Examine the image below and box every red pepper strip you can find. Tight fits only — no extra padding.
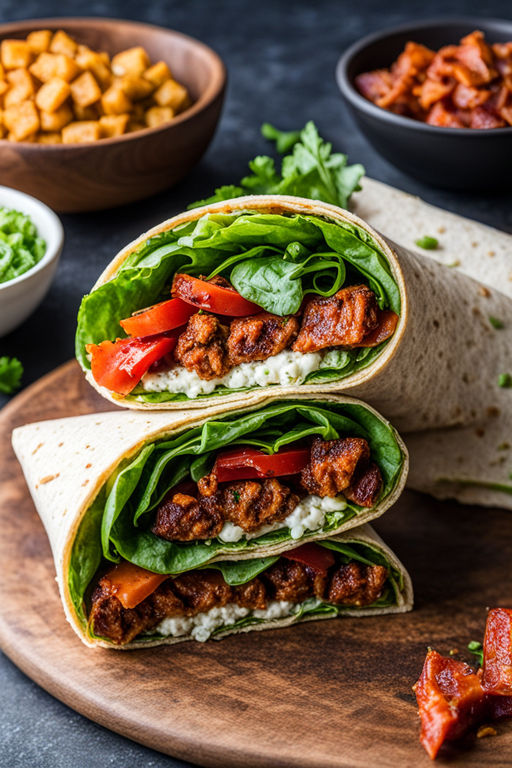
[86,334,176,395]
[214,447,310,483]
[172,273,260,316]
[358,310,399,347]
[120,297,194,337]
[414,649,488,760]
[282,543,335,575]
[482,608,512,695]
[104,561,168,609]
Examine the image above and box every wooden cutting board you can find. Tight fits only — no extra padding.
[1,360,511,768]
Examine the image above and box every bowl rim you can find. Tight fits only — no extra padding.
[336,15,512,137]
[0,184,63,291]
[0,16,227,150]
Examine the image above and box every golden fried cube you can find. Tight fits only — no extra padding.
[37,131,62,144]
[26,30,52,54]
[8,130,36,142]
[70,71,101,108]
[61,120,101,143]
[1,40,33,69]
[99,113,129,137]
[30,52,80,83]
[99,51,110,66]
[40,103,73,131]
[0,80,8,98]
[126,120,146,132]
[153,79,189,111]
[111,46,149,77]
[75,46,111,88]
[145,105,175,128]
[4,100,39,140]
[116,74,153,101]
[4,68,34,107]
[143,61,171,87]
[35,76,70,112]
[101,85,132,115]
[49,30,77,58]
[73,103,99,121]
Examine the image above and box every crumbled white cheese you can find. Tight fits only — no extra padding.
[141,349,323,397]
[155,600,296,642]
[218,494,348,543]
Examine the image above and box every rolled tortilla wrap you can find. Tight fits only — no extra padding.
[353,179,512,508]
[76,195,511,440]
[12,394,409,648]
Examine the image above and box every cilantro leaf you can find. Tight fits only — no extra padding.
[467,640,484,667]
[0,356,23,394]
[188,121,364,210]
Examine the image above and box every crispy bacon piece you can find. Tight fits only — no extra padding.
[414,650,488,760]
[357,29,512,130]
[174,312,229,380]
[300,436,371,498]
[227,312,299,366]
[482,608,512,696]
[292,284,379,354]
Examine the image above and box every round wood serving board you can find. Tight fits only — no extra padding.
[1,361,511,768]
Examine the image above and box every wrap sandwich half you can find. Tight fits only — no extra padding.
[12,394,409,648]
[76,195,512,438]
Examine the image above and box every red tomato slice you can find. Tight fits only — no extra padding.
[282,543,335,574]
[86,334,176,396]
[119,298,194,337]
[214,447,309,483]
[104,560,168,609]
[172,274,260,316]
[358,310,399,348]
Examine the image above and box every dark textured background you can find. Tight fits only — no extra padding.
[1,1,511,765]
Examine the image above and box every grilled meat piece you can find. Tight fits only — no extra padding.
[326,563,388,606]
[263,559,326,602]
[292,284,379,353]
[300,437,371,498]
[222,478,299,532]
[89,578,184,645]
[174,312,229,379]
[171,570,233,614]
[227,312,299,366]
[344,462,383,507]
[233,578,268,610]
[152,492,224,541]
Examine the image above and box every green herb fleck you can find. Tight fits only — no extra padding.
[0,356,23,394]
[498,373,512,388]
[231,490,240,503]
[415,235,438,250]
[489,316,504,329]
[467,640,484,667]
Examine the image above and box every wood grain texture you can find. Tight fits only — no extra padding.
[0,18,226,212]
[1,360,511,768]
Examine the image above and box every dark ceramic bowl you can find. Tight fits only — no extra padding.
[336,18,512,190]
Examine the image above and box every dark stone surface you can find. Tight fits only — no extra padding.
[0,0,511,765]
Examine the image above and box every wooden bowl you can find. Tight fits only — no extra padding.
[0,17,226,212]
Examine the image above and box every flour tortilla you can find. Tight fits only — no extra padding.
[12,393,409,648]
[353,178,512,509]
[80,195,511,439]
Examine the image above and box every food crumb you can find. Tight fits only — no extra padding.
[437,226,446,234]
[479,286,491,297]
[449,648,459,655]
[477,725,497,739]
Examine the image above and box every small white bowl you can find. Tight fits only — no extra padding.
[0,185,63,337]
